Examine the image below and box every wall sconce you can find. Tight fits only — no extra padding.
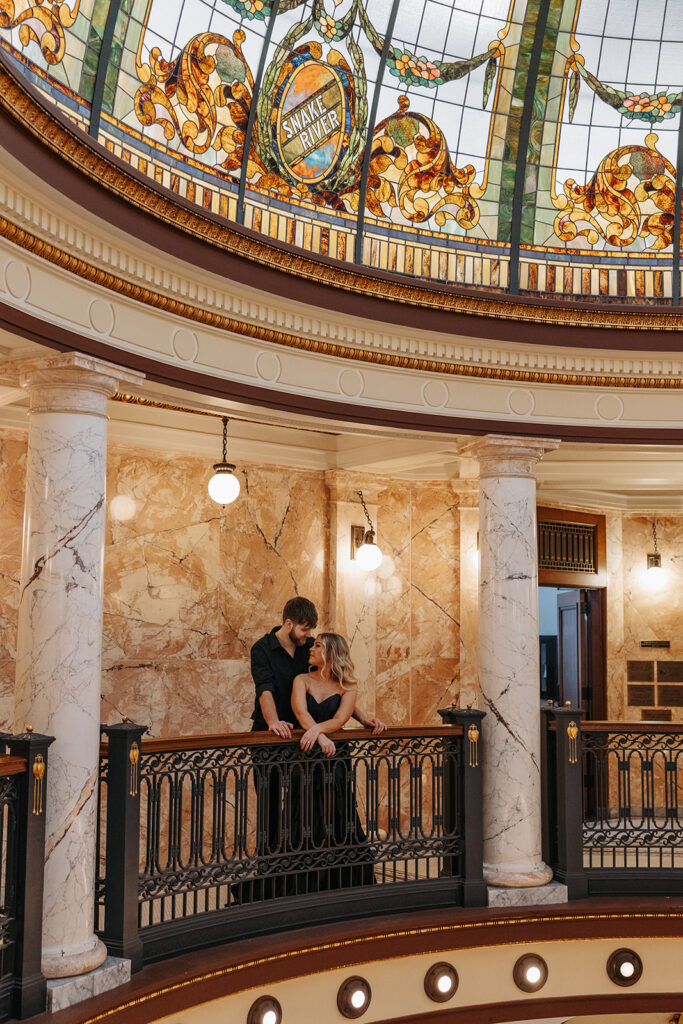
[208,416,240,506]
[351,491,383,571]
[647,521,662,572]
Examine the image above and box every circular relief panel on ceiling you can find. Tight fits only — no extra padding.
[88,298,115,336]
[3,260,31,301]
[594,394,624,421]
[422,380,449,409]
[171,328,199,363]
[338,368,364,398]
[506,388,535,417]
[255,351,282,383]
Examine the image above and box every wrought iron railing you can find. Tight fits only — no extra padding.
[97,710,485,969]
[0,731,54,1021]
[542,710,683,898]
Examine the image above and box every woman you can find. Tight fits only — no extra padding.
[291,633,374,889]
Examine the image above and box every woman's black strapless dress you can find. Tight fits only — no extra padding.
[299,691,374,890]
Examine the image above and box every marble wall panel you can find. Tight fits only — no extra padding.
[104,449,224,665]
[218,465,328,661]
[409,483,459,660]
[620,514,683,724]
[0,432,26,731]
[605,512,626,722]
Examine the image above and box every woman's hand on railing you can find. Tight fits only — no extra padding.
[367,717,387,735]
[300,725,322,752]
[317,734,336,757]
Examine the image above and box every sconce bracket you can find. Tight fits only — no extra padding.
[647,553,662,569]
[350,525,366,560]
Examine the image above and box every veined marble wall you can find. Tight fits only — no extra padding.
[614,514,683,723]
[0,430,461,736]
[375,480,460,726]
[3,424,682,734]
[0,431,25,730]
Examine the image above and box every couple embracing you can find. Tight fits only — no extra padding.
[249,596,385,894]
[250,595,386,745]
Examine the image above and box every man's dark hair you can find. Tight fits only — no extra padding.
[282,597,318,628]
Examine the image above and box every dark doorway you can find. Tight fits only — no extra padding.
[539,587,606,720]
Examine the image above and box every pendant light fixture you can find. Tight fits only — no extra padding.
[647,520,662,571]
[645,520,664,584]
[354,490,383,571]
[208,416,240,505]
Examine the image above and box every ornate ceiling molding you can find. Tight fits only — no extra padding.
[1,211,682,390]
[3,54,683,344]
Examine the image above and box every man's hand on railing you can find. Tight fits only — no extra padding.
[268,720,294,739]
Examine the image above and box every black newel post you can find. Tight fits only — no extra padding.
[541,706,587,899]
[438,707,487,907]
[100,722,147,973]
[3,729,55,1020]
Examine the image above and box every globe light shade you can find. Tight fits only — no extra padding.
[355,539,383,572]
[208,465,240,505]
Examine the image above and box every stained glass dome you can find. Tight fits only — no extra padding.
[2,0,682,307]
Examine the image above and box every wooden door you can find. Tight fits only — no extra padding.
[557,589,606,720]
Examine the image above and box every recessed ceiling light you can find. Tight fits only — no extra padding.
[424,962,459,1003]
[607,948,643,987]
[337,977,372,1019]
[513,953,548,992]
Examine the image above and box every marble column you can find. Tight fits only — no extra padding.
[4,352,144,978]
[325,472,379,717]
[466,435,560,887]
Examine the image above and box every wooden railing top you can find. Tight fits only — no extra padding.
[0,755,27,777]
[100,724,463,755]
[583,721,683,734]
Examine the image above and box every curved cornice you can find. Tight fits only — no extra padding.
[2,55,683,352]
[41,901,683,1024]
[2,214,683,392]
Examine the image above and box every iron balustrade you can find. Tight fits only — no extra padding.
[97,710,485,968]
[0,731,54,1021]
[542,709,683,898]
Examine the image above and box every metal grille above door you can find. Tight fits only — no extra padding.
[538,520,596,573]
[536,507,606,588]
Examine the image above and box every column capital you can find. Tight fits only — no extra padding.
[460,434,560,479]
[0,351,144,417]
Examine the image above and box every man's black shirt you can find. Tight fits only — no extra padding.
[250,627,313,730]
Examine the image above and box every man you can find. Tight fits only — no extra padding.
[248,597,385,897]
[251,596,386,737]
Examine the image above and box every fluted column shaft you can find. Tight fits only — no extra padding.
[467,435,559,887]
[8,353,143,978]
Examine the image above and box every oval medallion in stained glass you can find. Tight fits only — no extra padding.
[274,54,351,185]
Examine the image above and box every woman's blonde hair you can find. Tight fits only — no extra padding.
[317,633,358,690]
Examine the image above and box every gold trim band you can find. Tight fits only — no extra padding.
[1,216,682,390]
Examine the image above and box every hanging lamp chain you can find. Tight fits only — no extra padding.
[357,490,374,532]
[652,520,658,555]
[222,417,228,463]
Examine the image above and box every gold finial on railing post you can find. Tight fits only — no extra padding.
[567,721,579,764]
[25,725,33,733]
[32,754,45,815]
[129,741,140,796]
[467,723,480,767]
